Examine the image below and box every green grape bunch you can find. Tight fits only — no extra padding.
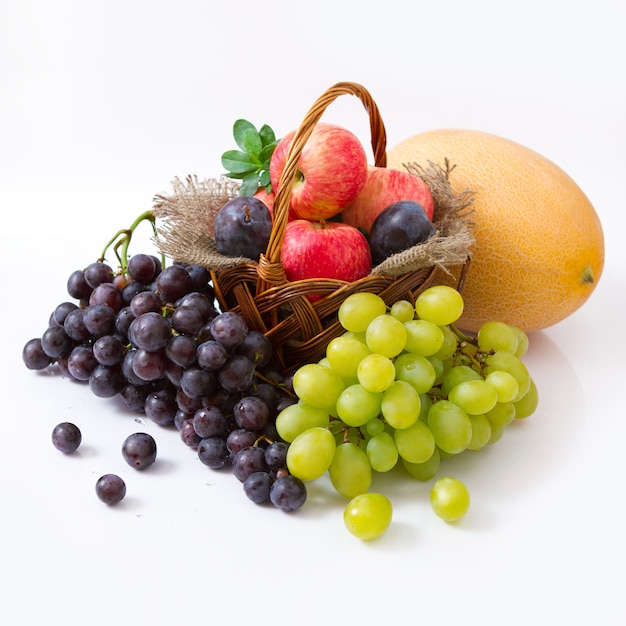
[275,285,539,540]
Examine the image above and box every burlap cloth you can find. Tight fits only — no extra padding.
[152,160,475,278]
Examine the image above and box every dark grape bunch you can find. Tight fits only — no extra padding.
[22,250,305,512]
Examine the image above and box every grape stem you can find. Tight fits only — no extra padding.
[98,210,164,275]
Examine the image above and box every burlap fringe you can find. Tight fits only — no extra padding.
[152,160,476,277]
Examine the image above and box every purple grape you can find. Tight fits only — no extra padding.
[63,308,91,341]
[270,475,307,512]
[144,388,177,426]
[95,474,126,505]
[192,405,228,439]
[180,366,217,399]
[217,355,255,393]
[171,305,204,336]
[197,437,230,469]
[83,303,117,337]
[41,325,73,358]
[89,283,124,311]
[83,261,114,288]
[67,344,99,381]
[89,364,126,397]
[232,446,268,482]
[53,302,79,326]
[264,441,288,471]
[226,428,257,455]
[236,330,273,367]
[131,348,167,382]
[121,432,157,470]
[128,253,161,284]
[166,335,197,368]
[196,340,227,371]
[130,290,162,317]
[155,264,193,303]
[129,312,171,352]
[179,419,202,449]
[120,383,151,413]
[93,334,125,366]
[210,311,248,349]
[243,471,273,504]
[22,338,52,370]
[121,280,147,305]
[233,396,269,431]
[175,388,203,414]
[67,269,93,300]
[51,422,82,454]
[115,306,135,338]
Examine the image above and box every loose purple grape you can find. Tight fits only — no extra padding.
[270,475,307,512]
[121,432,157,470]
[51,422,82,454]
[95,474,126,505]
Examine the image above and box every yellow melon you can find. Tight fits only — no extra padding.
[386,129,605,333]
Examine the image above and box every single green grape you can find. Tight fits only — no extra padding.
[427,399,472,454]
[335,384,383,427]
[394,352,436,394]
[338,292,387,332]
[403,319,445,356]
[485,401,516,426]
[325,335,372,380]
[467,414,492,451]
[427,356,444,382]
[441,365,482,395]
[402,447,440,481]
[381,380,421,429]
[363,416,385,437]
[430,477,470,522]
[514,378,539,418]
[415,285,464,326]
[357,353,396,393]
[488,420,505,444]
[344,493,393,541]
[510,325,529,357]
[365,314,407,358]
[485,370,519,403]
[448,379,498,415]
[433,324,459,361]
[286,427,336,481]
[485,351,531,401]
[366,431,399,472]
[394,419,436,464]
[329,442,372,498]
[292,363,345,410]
[419,393,433,421]
[390,299,415,323]
[275,402,330,442]
[477,320,519,354]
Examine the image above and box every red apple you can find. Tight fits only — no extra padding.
[269,123,368,221]
[281,219,372,297]
[341,166,435,233]
[253,187,276,220]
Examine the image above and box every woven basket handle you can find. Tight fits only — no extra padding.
[257,81,387,286]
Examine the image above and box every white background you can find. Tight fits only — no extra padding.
[2,1,625,624]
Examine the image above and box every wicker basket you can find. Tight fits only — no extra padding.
[203,81,469,372]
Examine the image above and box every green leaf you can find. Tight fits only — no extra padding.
[221,149,259,174]
[241,127,263,156]
[259,124,276,146]
[259,170,271,190]
[233,119,257,151]
[259,143,276,169]
[240,172,260,197]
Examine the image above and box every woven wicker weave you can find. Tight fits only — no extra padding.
[209,81,467,371]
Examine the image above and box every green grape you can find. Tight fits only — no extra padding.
[415,285,464,326]
[357,353,396,393]
[427,399,472,454]
[338,292,387,332]
[364,416,385,437]
[477,320,519,354]
[275,403,330,442]
[381,381,421,429]
[402,447,440,481]
[325,336,372,380]
[514,378,539,418]
[488,420,505,444]
[343,493,393,541]
[403,319,445,356]
[433,324,459,361]
[467,414,492,451]
[485,351,531,401]
[485,370,519,403]
[394,353,436,394]
[390,299,415,323]
[292,363,345,410]
[286,427,336,481]
[430,477,470,522]
[329,442,372,498]
[448,379,498,415]
[341,330,368,344]
[510,325,529,357]
[485,401,516,426]
[419,393,433,421]
[441,364,482,395]
[366,431,399,472]
[427,356,444,382]
[335,384,383,427]
[394,419,435,464]
[365,314,407,358]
